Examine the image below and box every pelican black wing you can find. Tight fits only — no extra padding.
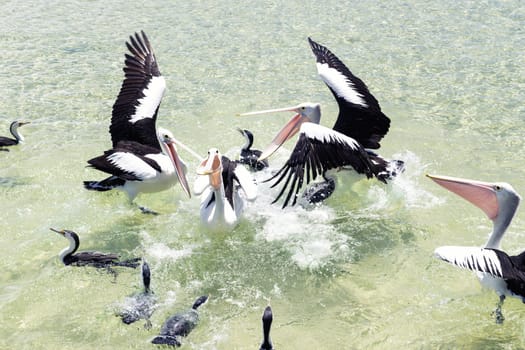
[308,37,390,149]
[110,31,165,149]
[266,123,374,208]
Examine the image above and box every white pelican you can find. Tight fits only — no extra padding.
[83,31,192,214]
[50,228,140,268]
[240,38,404,208]
[0,121,30,151]
[428,174,524,324]
[194,148,257,231]
[237,128,269,171]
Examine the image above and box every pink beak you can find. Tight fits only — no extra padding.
[427,174,499,220]
[239,106,310,161]
[196,152,222,190]
[165,142,191,198]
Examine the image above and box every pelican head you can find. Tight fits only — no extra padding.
[427,174,521,248]
[196,148,223,190]
[156,127,191,198]
[239,102,321,160]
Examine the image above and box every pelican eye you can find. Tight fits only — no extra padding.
[494,185,501,191]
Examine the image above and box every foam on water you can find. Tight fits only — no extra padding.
[240,147,442,270]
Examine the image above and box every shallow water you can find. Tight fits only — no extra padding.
[1,0,525,349]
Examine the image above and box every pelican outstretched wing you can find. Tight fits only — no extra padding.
[110,31,166,149]
[308,37,390,149]
[435,246,525,281]
[266,123,375,208]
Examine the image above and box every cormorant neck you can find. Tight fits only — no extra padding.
[260,307,273,350]
[242,134,253,151]
[59,234,79,263]
[10,123,23,143]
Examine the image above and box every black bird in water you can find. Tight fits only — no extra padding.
[0,121,30,151]
[259,306,274,350]
[237,128,269,171]
[117,260,158,328]
[151,295,208,346]
[50,228,140,269]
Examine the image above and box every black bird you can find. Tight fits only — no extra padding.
[50,228,140,268]
[240,38,404,208]
[260,306,274,350]
[0,121,30,151]
[237,128,269,171]
[151,295,208,346]
[117,260,157,328]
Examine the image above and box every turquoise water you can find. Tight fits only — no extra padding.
[1,1,524,349]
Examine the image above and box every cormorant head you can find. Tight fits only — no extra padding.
[142,260,151,293]
[192,295,209,310]
[237,128,254,150]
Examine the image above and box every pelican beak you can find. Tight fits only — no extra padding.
[427,174,499,220]
[164,140,191,198]
[196,151,222,189]
[50,228,65,236]
[239,105,309,161]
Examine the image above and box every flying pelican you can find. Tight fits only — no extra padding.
[151,295,208,346]
[194,148,257,231]
[240,38,404,208]
[83,31,193,214]
[50,228,140,269]
[427,174,524,324]
[237,128,269,171]
[259,306,274,350]
[0,121,30,151]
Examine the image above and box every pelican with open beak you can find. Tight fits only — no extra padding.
[238,38,404,208]
[239,103,320,161]
[194,148,257,231]
[428,174,524,324]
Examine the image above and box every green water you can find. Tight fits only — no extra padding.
[1,1,524,349]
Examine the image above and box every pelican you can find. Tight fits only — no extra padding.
[260,306,274,350]
[194,148,257,231]
[51,228,140,268]
[427,174,524,324]
[237,128,269,171]
[83,31,193,214]
[240,38,404,208]
[0,121,30,151]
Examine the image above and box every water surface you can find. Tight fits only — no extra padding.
[1,1,524,349]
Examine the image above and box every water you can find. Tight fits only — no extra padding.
[1,0,524,348]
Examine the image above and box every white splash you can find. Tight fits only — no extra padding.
[366,150,445,211]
